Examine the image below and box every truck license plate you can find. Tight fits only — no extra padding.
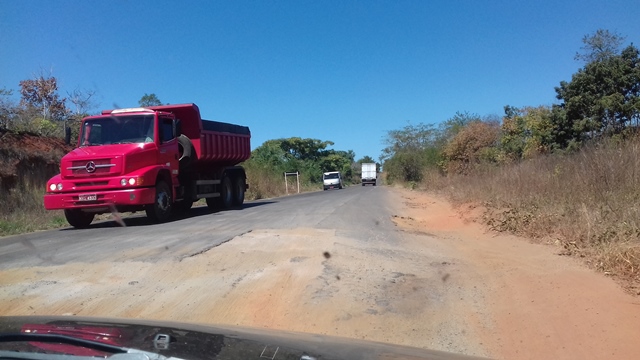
[78,194,97,201]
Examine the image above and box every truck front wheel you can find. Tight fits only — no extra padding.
[64,209,95,229]
[146,180,173,223]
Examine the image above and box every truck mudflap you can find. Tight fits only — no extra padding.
[44,187,156,211]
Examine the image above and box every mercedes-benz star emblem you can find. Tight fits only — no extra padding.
[85,161,96,173]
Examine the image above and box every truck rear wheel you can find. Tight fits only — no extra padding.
[233,176,245,206]
[64,209,95,229]
[146,180,173,223]
[219,176,233,209]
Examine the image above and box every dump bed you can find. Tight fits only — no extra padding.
[103,104,251,167]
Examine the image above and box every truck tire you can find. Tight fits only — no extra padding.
[219,176,233,209]
[64,209,95,229]
[177,135,194,171]
[233,176,245,206]
[146,180,173,223]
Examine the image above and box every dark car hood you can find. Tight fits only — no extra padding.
[0,316,489,360]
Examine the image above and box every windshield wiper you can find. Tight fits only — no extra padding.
[0,333,184,360]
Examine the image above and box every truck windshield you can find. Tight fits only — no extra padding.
[80,115,155,146]
[324,173,340,179]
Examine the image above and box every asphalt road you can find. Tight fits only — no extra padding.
[3,185,640,360]
[2,184,492,357]
[0,185,395,269]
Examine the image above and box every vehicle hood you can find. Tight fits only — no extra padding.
[0,316,489,360]
[64,143,155,160]
[60,144,156,179]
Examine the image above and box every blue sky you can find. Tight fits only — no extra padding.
[1,1,639,161]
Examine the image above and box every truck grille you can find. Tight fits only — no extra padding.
[67,159,115,176]
[74,181,109,187]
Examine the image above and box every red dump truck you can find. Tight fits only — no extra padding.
[44,103,251,228]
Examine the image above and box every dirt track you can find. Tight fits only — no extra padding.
[1,187,640,359]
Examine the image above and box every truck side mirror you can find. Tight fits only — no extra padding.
[174,119,182,138]
[65,126,71,145]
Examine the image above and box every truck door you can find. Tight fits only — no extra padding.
[158,116,180,185]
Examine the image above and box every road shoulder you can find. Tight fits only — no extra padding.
[390,187,640,360]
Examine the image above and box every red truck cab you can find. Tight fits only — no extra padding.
[44,104,250,228]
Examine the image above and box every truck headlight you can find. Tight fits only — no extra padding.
[49,183,63,191]
[121,177,144,186]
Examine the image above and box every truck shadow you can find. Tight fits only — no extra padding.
[62,201,277,229]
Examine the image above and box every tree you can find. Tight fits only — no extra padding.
[556,43,640,140]
[500,105,557,160]
[279,137,334,162]
[16,74,70,136]
[575,29,626,63]
[439,111,481,143]
[382,123,440,182]
[442,121,500,174]
[319,153,352,176]
[0,88,16,129]
[67,88,97,117]
[139,93,162,107]
[247,137,355,184]
[19,74,68,121]
[357,155,376,164]
[66,88,97,143]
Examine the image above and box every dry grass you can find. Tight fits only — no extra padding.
[0,173,68,236]
[420,136,640,292]
[243,163,320,200]
[0,133,70,236]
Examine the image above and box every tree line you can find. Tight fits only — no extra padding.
[0,68,169,138]
[0,76,369,186]
[382,29,640,183]
[0,74,95,139]
[247,137,376,185]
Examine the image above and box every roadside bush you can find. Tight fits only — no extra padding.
[422,135,640,289]
[442,121,500,174]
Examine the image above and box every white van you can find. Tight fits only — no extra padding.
[323,171,343,190]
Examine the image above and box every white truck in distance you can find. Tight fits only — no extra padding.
[361,163,377,186]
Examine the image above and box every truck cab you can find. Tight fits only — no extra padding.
[322,171,343,190]
[44,104,250,228]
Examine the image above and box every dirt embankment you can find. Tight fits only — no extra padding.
[1,188,640,359]
[0,129,71,192]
